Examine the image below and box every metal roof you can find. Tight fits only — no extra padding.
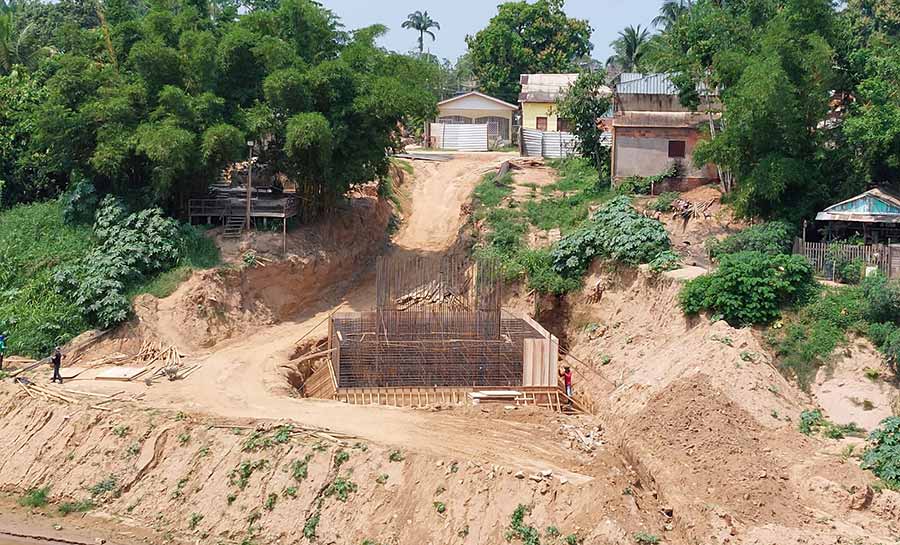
[615,72,715,96]
[437,91,519,111]
[816,188,900,223]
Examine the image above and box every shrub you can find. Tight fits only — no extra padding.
[861,417,900,487]
[433,501,446,514]
[58,499,94,515]
[303,512,320,539]
[55,197,182,328]
[291,454,313,481]
[506,504,540,545]
[552,196,670,277]
[19,486,50,508]
[633,533,660,545]
[867,322,896,347]
[679,251,815,326]
[880,329,900,375]
[617,176,652,195]
[89,475,119,497]
[324,476,357,502]
[649,191,680,212]
[706,222,794,260]
[862,273,900,323]
[648,250,681,273]
[388,449,404,462]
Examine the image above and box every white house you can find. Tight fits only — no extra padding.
[432,91,519,145]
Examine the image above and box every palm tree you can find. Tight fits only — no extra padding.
[606,25,651,72]
[652,0,693,30]
[401,10,440,54]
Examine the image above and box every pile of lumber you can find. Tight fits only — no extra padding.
[468,390,523,404]
[14,378,130,411]
[671,198,716,220]
[394,280,469,310]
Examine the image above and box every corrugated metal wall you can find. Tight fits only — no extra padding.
[430,123,489,151]
[521,128,578,158]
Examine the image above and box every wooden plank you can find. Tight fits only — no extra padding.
[95,367,147,381]
[58,367,89,379]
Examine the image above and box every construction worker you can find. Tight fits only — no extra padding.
[562,366,573,398]
[50,347,63,384]
[0,332,6,370]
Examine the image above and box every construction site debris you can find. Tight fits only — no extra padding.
[560,423,603,452]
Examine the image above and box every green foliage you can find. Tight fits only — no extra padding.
[112,425,130,438]
[55,197,181,328]
[58,499,94,515]
[264,492,278,511]
[388,449,404,462]
[0,0,437,217]
[19,486,50,508]
[229,460,269,490]
[545,526,560,538]
[474,173,514,208]
[552,196,671,277]
[433,501,446,514]
[303,512,320,539]
[799,408,865,438]
[564,534,581,545]
[188,512,204,530]
[861,417,900,488]
[242,425,294,451]
[466,0,592,103]
[0,200,92,356]
[648,250,681,273]
[649,192,680,212]
[324,475,357,502]
[633,533,660,545]
[88,474,118,497]
[375,473,389,485]
[679,251,815,326]
[506,504,540,545]
[555,71,612,174]
[291,454,313,481]
[707,222,794,260]
[282,486,298,498]
[617,166,677,196]
[333,449,350,468]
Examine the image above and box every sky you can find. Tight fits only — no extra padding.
[318,0,665,64]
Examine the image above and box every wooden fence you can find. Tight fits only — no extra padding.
[793,238,899,278]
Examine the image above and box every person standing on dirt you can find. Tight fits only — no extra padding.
[50,347,63,384]
[0,332,6,370]
[562,366,573,398]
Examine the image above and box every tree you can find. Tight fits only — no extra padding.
[466,0,592,103]
[0,0,437,213]
[401,10,439,54]
[606,25,651,72]
[555,71,611,178]
[653,0,692,30]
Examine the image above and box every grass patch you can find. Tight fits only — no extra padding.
[58,499,94,515]
[799,409,865,438]
[0,201,219,357]
[19,486,50,508]
[473,172,514,209]
[88,475,118,497]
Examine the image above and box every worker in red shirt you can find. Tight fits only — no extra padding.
[562,366,573,398]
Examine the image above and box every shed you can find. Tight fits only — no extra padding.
[435,91,519,144]
[815,188,900,243]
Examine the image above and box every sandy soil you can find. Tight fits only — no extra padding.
[7,157,900,545]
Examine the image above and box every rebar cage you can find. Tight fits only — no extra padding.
[331,257,543,388]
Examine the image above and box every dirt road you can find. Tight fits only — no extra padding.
[139,152,592,480]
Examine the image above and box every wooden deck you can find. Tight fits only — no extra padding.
[188,195,299,220]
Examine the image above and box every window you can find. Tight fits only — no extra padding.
[536,116,548,131]
[557,118,570,132]
[668,140,686,158]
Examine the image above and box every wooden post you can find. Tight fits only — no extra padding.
[283,216,287,256]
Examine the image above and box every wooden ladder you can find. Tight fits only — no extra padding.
[223,216,245,239]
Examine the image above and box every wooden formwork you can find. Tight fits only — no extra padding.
[331,385,576,412]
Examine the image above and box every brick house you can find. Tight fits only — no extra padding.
[610,73,720,192]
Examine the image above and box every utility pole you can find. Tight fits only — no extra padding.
[246,140,254,229]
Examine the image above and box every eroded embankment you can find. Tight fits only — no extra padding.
[555,265,900,544]
[0,391,671,545]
